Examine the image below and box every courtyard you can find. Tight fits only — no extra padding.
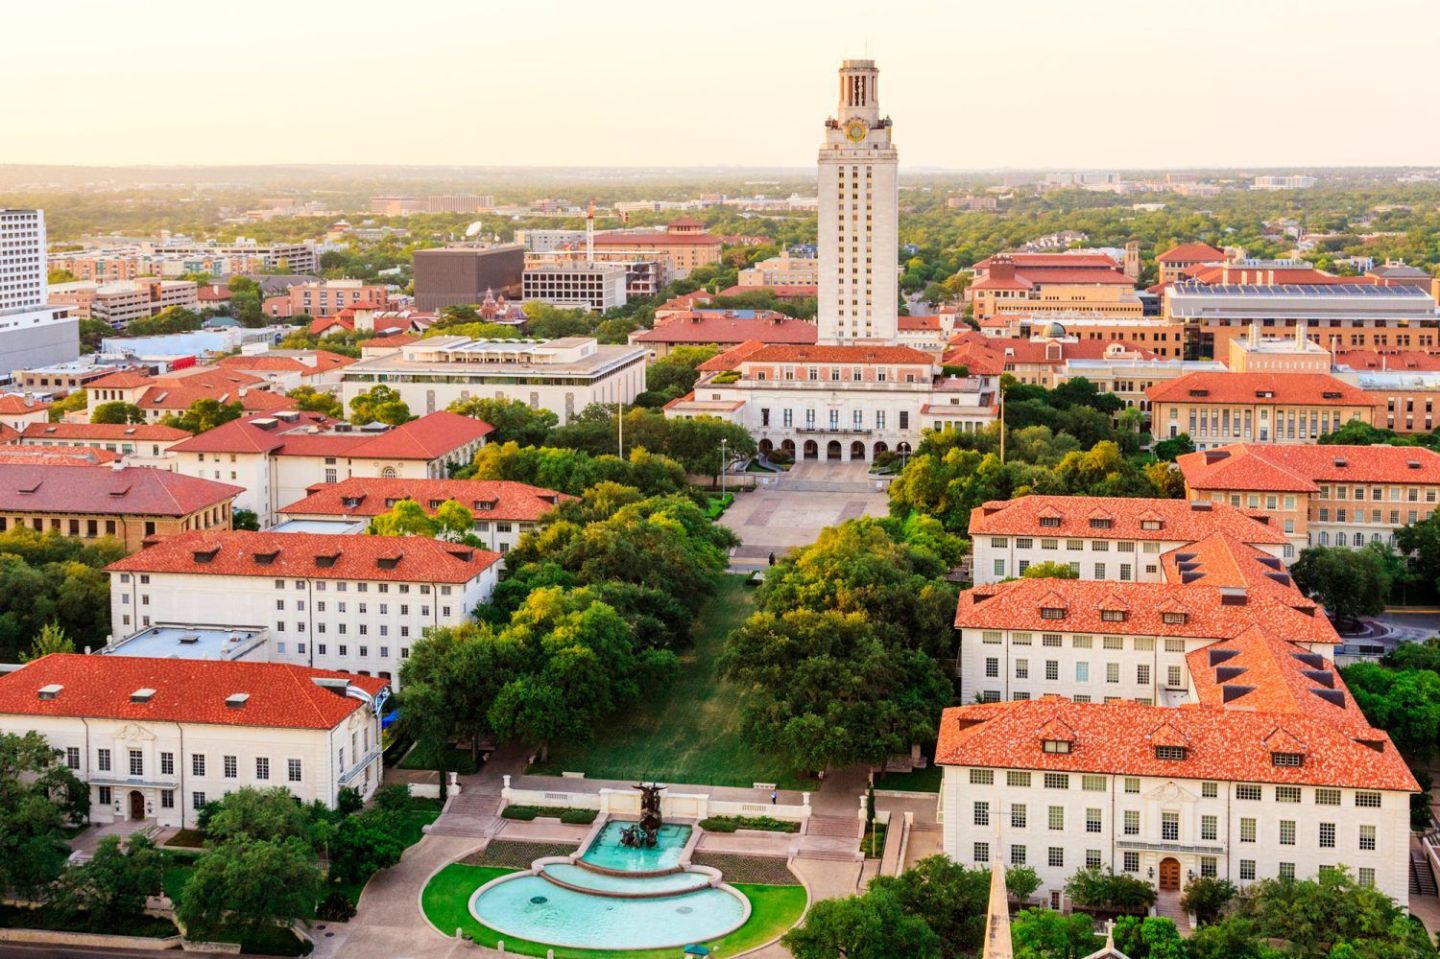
[721,461,892,570]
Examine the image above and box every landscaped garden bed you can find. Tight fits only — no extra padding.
[461,841,577,869]
[698,814,800,833]
[689,854,799,885]
[0,903,177,938]
[499,805,597,824]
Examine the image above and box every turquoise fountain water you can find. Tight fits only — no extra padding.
[469,819,750,951]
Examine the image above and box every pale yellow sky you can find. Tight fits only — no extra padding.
[6,0,1438,169]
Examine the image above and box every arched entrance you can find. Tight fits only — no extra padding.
[802,440,819,460]
[1158,857,1180,891]
[873,441,889,457]
[826,441,842,460]
[758,439,773,454]
[128,790,145,821]
[897,441,913,456]
[850,441,866,460]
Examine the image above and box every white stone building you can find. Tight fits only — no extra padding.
[522,262,628,312]
[0,653,387,828]
[339,337,647,426]
[105,529,500,684]
[969,495,1291,585]
[0,209,79,371]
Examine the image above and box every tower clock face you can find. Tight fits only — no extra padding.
[845,118,868,142]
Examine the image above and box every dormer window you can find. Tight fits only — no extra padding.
[1140,520,1162,531]
[1271,752,1304,768]
[1089,518,1113,530]
[1100,609,1127,622]
[1155,746,1187,761]
[1042,739,1072,754]
[1040,607,1066,620]
[1039,516,1062,528]
[1161,612,1188,626]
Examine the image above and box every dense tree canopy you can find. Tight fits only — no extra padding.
[348,385,413,426]
[447,396,559,447]
[1290,543,1395,626]
[0,528,125,662]
[0,731,90,898]
[161,397,244,434]
[466,442,691,498]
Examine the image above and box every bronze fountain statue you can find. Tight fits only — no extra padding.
[619,782,665,848]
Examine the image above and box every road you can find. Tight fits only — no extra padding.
[0,947,230,959]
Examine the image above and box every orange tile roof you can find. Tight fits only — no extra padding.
[86,372,153,390]
[1332,350,1440,372]
[969,495,1287,545]
[899,314,942,331]
[0,463,240,516]
[217,350,354,376]
[0,654,385,730]
[107,529,499,584]
[1156,242,1225,263]
[343,411,492,459]
[935,698,1416,791]
[1183,264,1347,285]
[21,422,190,442]
[1178,443,1440,491]
[716,284,818,298]
[169,410,489,459]
[0,395,50,414]
[697,340,768,373]
[0,444,122,466]
[593,231,721,247]
[974,253,1122,271]
[279,477,571,522]
[1185,627,1370,728]
[943,332,1155,373]
[739,344,933,365]
[955,576,1334,647]
[631,313,817,346]
[1146,372,1372,407]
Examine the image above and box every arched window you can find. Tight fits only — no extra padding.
[381,467,398,479]
[1318,532,1330,546]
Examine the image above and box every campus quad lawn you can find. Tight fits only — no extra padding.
[421,864,807,959]
[529,575,820,790]
[399,740,480,775]
[874,765,943,793]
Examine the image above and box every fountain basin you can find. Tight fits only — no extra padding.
[578,820,693,874]
[540,862,713,898]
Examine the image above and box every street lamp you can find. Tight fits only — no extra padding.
[719,438,727,495]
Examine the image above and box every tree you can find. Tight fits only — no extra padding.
[231,508,260,531]
[1011,908,1103,959]
[162,398,244,434]
[1143,460,1188,499]
[370,499,439,537]
[1395,512,1440,597]
[399,621,512,763]
[348,385,412,426]
[48,391,88,423]
[1022,561,1078,580]
[1112,916,1187,959]
[202,787,321,848]
[447,396,557,446]
[53,834,168,927]
[90,401,145,425]
[1152,433,1195,462]
[284,385,343,419]
[1063,867,1157,913]
[1228,867,1434,958]
[326,811,407,886]
[1006,865,1043,903]
[646,345,720,398]
[177,838,321,939]
[1340,662,1440,758]
[78,319,114,352]
[1181,876,1237,926]
[20,622,75,662]
[1320,420,1413,447]
[1291,544,1392,627]
[869,856,989,958]
[782,887,941,959]
[0,731,90,898]
[0,528,124,663]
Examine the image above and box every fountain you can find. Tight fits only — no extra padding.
[618,782,664,849]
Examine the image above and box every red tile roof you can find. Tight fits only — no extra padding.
[0,654,385,730]
[1178,443,1440,491]
[0,395,50,414]
[1157,242,1225,263]
[170,411,487,459]
[196,285,232,302]
[954,575,1334,647]
[1183,264,1347,285]
[974,253,1122,271]
[343,411,492,459]
[942,332,1154,374]
[974,268,1134,290]
[1332,350,1440,372]
[935,697,1415,791]
[631,313,817,346]
[280,477,571,522]
[1185,627,1369,728]
[899,315,942,331]
[0,463,240,515]
[167,412,335,455]
[968,495,1287,545]
[0,444,122,466]
[697,340,768,373]
[21,422,191,443]
[108,529,500,583]
[715,284,818,298]
[218,351,354,376]
[593,231,721,247]
[86,372,153,390]
[137,385,290,414]
[1146,372,1372,407]
[739,344,934,365]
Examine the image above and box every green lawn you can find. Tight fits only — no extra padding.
[163,863,194,902]
[421,864,807,959]
[399,740,480,775]
[528,575,820,790]
[874,764,943,793]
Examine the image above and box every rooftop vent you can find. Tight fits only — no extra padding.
[37,683,63,700]
[130,688,156,703]
[1188,501,1213,512]
[225,692,249,709]
[1208,648,1240,666]
[1189,388,1209,397]
[1255,390,1274,399]
[1219,587,1248,606]
[314,551,341,569]
[1222,685,1254,703]
[376,554,401,570]
[1302,669,1335,689]
[253,550,280,565]
[1322,391,1343,399]
[192,547,221,564]
[1311,688,1346,708]
[1409,460,1422,469]
[179,633,200,645]
[1333,457,1348,468]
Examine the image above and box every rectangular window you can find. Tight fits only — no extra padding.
[1240,818,1256,843]
[1048,847,1064,868]
[1085,808,1102,834]
[973,801,990,827]
[1279,862,1295,879]
[98,748,111,772]
[970,769,994,785]
[99,786,112,806]
[160,752,174,775]
[1202,782,1218,798]
[223,755,237,779]
[1010,845,1026,866]
[1124,851,1140,873]
[1359,867,1375,888]
[256,757,270,781]
[1123,810,1139,836]
[1276,786,1301,803]
[1240,860,1256,881]
[973,842,990,864]
[1082,775,1106,792]
[1007,771,1031,788]
[1319,822,1335,848]
[1048,806,1065,831]
[1201,815,1217,841]
[1359,824,1376,851]
[1236,784,1262,801]
[1011,804,1027,829]
[1355,792,1382,808]
[1086,849,1102,869]
[65,746,80,770]
[161,789,174,809]
[129,750,143,776]
[288,759,302,782]
[1279,820,1296,846]
[1043,773,1069,790]
[1137,664,1151,685]
[1200,856,1217,878]
[1124,777,1140,794]
[1315,788,1340,806]
[1162,811,1179,841]
[1045,660,1059,681]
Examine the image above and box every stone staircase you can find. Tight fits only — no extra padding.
[427,790,500,838]
[1155,890,1192,937]
[1412,851,1438,896]
[796,814,863,862]
[805,814,862,839]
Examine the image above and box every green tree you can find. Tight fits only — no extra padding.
[1152,433,1195,462]
[202,787,322,848]
[0,731,90,898]
[284,385,343,419]
[78,318,113,352]
[1113,916,1187,959]
[326,811,407,886]
[869,856,990,958]
[369,499,439,537]
[231,508,260,531]
[1022,561,1078,580]
[646,345,720,397]
[1181,876,1237,926]
[20,622,75,662]
[176,838,321,939]
[1063,867,1157,913]
[348,385,412,426]
[782,886,941,959]
[447,396,558,446]
[398,621,512,762]
[1291,544,1392,627]
[90,401,145,425]
[48,392,88,422]
[162,398,244,434]
[1340,662,1440,758]
[1395,513,1440,596]
[1011,908,1103,959]
[53,834,168,928]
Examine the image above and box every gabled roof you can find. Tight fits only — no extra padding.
[968,495,1287,545]
[85,372,153,390]
[1177,443,1440,491]
[21,423,190,442]
[279,477,571,522]
[107,529,500,584]
[739,344,933,365]
[630,313,817,346]
[345,411,492,459]
[1145,372,1371,407]
[0,444,122,466]
[0,463,240,516]
[169,411,487,460]
[1157,242,1225,263]
[0,654,385,730]
[0,395,49,414]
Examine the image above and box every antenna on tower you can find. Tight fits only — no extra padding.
[586,199,596,263]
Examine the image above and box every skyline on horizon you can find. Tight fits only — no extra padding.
[5,0,1440,171]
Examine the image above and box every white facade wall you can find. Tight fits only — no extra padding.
[3,707,380,829]
[174,450,272,523]
[971,535,1289,585]
[108,567,497,685]
[941,765,1409,906]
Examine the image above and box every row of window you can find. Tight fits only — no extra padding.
[72,747,305,783]
[979,632,1188,653]
[966,842,1377,888]
[965,769,1383,806]
[990,537,1163,553]
[990,658,1186,688]
[994,559,1149,580]
[758,408,910,431]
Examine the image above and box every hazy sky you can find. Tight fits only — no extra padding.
[6,0,1439,170]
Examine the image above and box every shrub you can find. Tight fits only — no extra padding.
[1065,867,1157,914]
[767,449,793,465]
[315,892,356,922]
[698,815,801,834]
[500,804,596,824]
[1180,877,1236,926]
[500,805,539,821]
[559,808,598,825]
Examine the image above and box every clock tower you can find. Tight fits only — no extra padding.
[817,59,899,345]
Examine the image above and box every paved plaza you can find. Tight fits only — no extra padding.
[721,462,892,568]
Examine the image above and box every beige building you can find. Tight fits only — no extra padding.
[591,219,723,279]
[263,279,387,319]
[1147,372,1373,449]
[49,279,199,327]
[1155,242,1224,284]
[737,251,818,287]
[1226,321,1332,373]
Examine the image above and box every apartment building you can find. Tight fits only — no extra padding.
[18,422,190,467]
[1147,372,1373,449]
[105,530,500,684]
[0,209,79,370]
[970,496,1291,584]
[1177,443,1440,552]
[0,463,239,551]
[277,477,571,554]
[263,279,388,319]
[338,337,647,426]
[0,654,386,827]
[170,410,493,526]
[521,262,628,312]
[155,241,318,276]
[49,279,198,328]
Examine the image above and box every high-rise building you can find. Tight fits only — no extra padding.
[817,59,898,344]
[0,209,79,372]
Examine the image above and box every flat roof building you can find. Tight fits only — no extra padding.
[413,246,524,312]
[522,261,628,312]
[1,209,79,372]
